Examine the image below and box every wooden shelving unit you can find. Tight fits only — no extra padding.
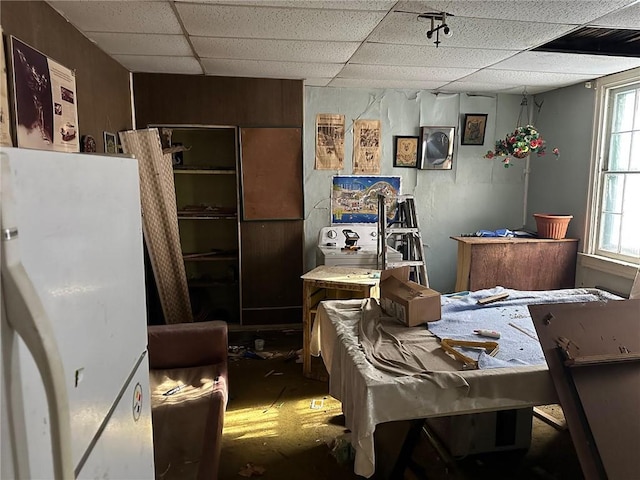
[160,125,242,324]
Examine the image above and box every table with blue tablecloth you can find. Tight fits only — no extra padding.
[310,287,620,478]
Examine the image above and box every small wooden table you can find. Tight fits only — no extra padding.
[451,236,579,292]
[301,265,380,380]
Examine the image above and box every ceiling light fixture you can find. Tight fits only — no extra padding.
[418,11,453,48]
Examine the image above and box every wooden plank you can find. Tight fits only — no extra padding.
[240,220,303,311]
[477,292,509,305]
[450,236,579,245]
[530,299,640,480]
[240,127,303,220]
[451,237,579,291]
[454,241,472,291]
[533,407,567,431]
[564,352,640,367]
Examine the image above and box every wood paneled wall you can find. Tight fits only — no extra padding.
[133,73,304,326]
[133,73,302,128]
[1,1,133,150]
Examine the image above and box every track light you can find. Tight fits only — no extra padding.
[418,11,454,47]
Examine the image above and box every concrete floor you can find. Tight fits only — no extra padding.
[220,331,583,480]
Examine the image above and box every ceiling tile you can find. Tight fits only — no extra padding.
[352,43,519,68]
[175,0,396,10]
[192,37,359,63]
[394,1,636,24]
[339,64,477,82]
[113,55,203,74]
[88,32,192,56]
[462,69,594,88]
[175,3,386,41]
[45,0,640,93]
[492,51,640,75]
[371,12,576,50]
[589,2,640,28]
[48,1,182,34]
[437,81,515,93]
[328,78,447,90]
[500,85,552,94]
[201,58,344,79]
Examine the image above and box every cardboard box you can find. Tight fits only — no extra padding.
[379,267,441,326]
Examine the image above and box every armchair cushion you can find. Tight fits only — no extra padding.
[150,364,227,480]
[148,320,228,373]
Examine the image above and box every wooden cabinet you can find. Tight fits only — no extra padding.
[239,127,304,325]
[134,75,304,328]
[163,126,241,323]
[452,236,579,292]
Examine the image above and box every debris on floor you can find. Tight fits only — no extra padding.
[328,433,355,465]
[531,465,559,479]
[238,463,266,477]
[262,386,287,414]
[228,345,303,362]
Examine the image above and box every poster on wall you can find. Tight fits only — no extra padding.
[315,113,345,170]
[0,28,13,146]
[331,175,401,224]
[10,36,79,152]
[353,119,380,174]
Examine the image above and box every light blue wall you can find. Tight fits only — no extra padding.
[303,87,525,293]
[525,82,597,242]
[529,81,637,295]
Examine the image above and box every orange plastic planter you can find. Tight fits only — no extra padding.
[533,213,573,239]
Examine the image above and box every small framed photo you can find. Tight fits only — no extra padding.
[419,127,455,170]
[461,114,488,146]
[393,135,419,168]
[103,131,117,154]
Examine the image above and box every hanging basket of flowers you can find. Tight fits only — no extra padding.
[484,124,559,168]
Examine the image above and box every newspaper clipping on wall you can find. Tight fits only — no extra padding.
[315,113,345,170]
[10,36,79,152]
[353,119,380,174]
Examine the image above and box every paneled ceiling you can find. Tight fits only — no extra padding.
[48,0,640,94]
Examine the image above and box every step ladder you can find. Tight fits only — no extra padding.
[377,193,429,286]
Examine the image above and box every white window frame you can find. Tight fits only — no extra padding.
[585,67,640,276]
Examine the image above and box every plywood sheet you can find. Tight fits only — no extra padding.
[120,128,193,324]
[240,127,303,220]
[530,299,640,480]
[470,241,577,290]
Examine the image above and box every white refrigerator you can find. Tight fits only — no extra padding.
[0,147,155,479]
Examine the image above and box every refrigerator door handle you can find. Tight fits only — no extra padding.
[1,158,74,480]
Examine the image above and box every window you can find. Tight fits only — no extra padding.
[589,72,640,266]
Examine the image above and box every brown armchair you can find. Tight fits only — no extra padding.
[147,321,228,480]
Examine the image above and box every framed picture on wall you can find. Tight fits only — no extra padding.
[103,131,117,154]
[393,135,419,167]
[461,113,488,145]
[419,127,455,170]
[10,35,79,152]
